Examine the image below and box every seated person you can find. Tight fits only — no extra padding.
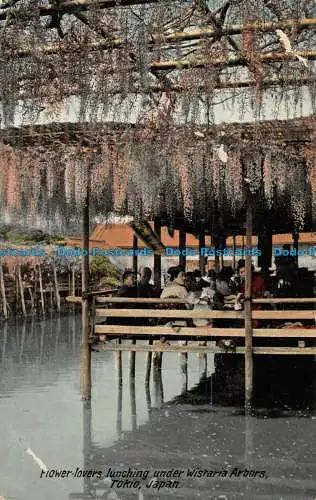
[160,266,188,299]
[117,270,138,298]
[193,269,210,290]
[137,267,159,298]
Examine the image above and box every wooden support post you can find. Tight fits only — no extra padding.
[293,232,299,267]
[154,219,162,289]
[258,229,272,273]
[18,265,26,317]
[133,234,138,275]
[53,262,61,312]
[233,235,236,271]
[0,262,8,319]
[245,192,253,411]
[179,229,186,269]
[199,229,205,275]
[80,174,91,401]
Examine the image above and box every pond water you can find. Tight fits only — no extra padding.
[0,314,315,500]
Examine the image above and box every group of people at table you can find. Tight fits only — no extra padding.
[117,259,266,307]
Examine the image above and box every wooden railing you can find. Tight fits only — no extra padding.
[64,296,316,355]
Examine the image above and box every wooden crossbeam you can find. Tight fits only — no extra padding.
[95,307,316,319]
[94,325,316,337]
[91,343,316,354]
[95,308,243,318]
[71,296,316,304]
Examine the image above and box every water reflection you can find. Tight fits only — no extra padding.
[0,317,315,500]
[71,352,316,500]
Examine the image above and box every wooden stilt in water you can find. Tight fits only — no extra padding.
[80,172,91,401]
[245,191,253,411]
[53,262,61,312]
[130,374,137,431]
[179,229,186,269]
[145,381,152,418]
[116,340,123,439]
[129,339,136,379]
[153,357,163,407]
[180,351,188,394]
[82,400,92,498]
[145,339,153,386]
[154,219,162,290]
[38,264,45,314]
[198,352,207,380]
[0,262,8,319]
[18,265,26,317]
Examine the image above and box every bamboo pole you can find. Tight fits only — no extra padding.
[80,173,91,400]
[179,229,186,269]
[0,262,8,319]
[150,50,316,71]
[244,192,253,411]
[0,0,160,21]
[18,266,26,317]
[154,219,161,290]
[38,265,45,314]
[11,17,316,58]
